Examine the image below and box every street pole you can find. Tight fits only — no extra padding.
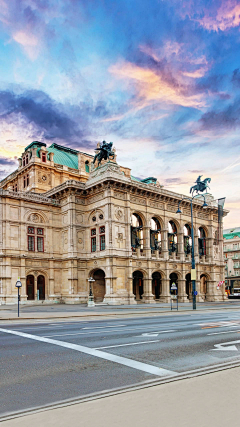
[15,279,22,318]
[177,192,208,311]
[190,201,196,310]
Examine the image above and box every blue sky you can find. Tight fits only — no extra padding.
[0,0,240,227]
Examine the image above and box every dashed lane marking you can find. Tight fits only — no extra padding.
[95,340,161,349]
[0,328,176,377]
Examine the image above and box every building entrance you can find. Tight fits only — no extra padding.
[92,269,106,302]
[152,272,161,299]
[133,271,143,300]
[37,275,45,300]
[186,273,192,299]
[26,275,34,300]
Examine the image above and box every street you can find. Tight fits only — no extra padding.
[1,309,240,418]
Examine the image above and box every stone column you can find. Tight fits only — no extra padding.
[159,272,170,303]
[142,276,155,303]
[178,278,188,302]
[143,226,151,258]
[162,228,169,260]
[194,234,199,263]
[178,232,185,261]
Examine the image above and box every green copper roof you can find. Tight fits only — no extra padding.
[223,227,240,239]
[25,141,46,152]
[47,143,79,169]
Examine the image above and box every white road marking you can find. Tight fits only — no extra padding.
[212,341,240,351]
[208,330,240,336]
[95,340,160,349]
[0,328,175,377]
[82,325,126,329]
[43,327,176,338]
[140,330,175,337]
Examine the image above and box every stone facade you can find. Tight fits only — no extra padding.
[0,141,227,304]
[223,227,240,293]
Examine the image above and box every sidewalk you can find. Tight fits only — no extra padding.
[1,301,240,321]
[2,366,240,427]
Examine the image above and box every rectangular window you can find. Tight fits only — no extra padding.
[91,228,96,252]
[26,174,29,187]
[15,184,18,192]
[37,237,44,252]
[37,228,43,235]
[25,154,29,165]
[42,152,46,162]
[99,226,105,251]
[23,176,26,188]
[100,234,105,251]
[91,236,96,252]
[28,235,35,251]
[28,227,35,234]
[23,157,25,167]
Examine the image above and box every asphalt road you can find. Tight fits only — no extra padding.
[1,310,240,417]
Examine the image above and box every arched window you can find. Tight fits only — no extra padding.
[150,217,161,253]
[168,220,178,254]
[131,214,143,251]
[198,227,206,256]
[183,224,192,255]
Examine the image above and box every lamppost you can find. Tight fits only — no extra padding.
[15,278,22,317]
[176,193,208,310]
[87,277,95,307]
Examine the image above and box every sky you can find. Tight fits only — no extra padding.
[0,0,240,228]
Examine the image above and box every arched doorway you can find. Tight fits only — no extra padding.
[200,274,207,299]
[37,275,45,300]
[152,272,162,299]
[92,269,105,302]
[169,272,178,295]
[133,271,144,300]
[26,275,35,300]
[186,273,192,299]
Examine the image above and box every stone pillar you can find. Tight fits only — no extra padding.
[194,234,199,263]
[178,278,188,302]
[178,232,185,261]
[142,277,155,303]
[143,226,151,258]
[162,228,169,260]
[159,275,170,302]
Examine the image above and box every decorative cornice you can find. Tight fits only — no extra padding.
[0,189,60,206]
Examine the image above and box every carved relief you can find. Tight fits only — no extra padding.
[76,198,85,205]
[115,207,124,220]
[167,204,178,213]
[130,196,146,206]
[88,192,104,204]
[198,212,209,219]
[114,191,126,200]
[77,231,84,249]
[28,213,43,223]
[149,201,163,209]
[76,213,83,224]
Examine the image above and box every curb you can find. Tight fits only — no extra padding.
[1,305,240,321]
[1,360,240,422]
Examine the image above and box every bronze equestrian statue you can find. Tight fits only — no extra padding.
[190,176,211,196]
[93,141,115,167]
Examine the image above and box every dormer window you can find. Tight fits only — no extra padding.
[23,157,25,167]
[42,152,46,162]
[25,154,29,165]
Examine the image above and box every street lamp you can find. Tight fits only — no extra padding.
[176,193,208,310]
[87,277,95,307]
[15,278,22,317]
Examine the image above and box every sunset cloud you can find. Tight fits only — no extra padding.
[110,61,206,109]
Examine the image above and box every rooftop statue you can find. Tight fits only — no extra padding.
[190,175,211,196]
[93,141,115,167]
